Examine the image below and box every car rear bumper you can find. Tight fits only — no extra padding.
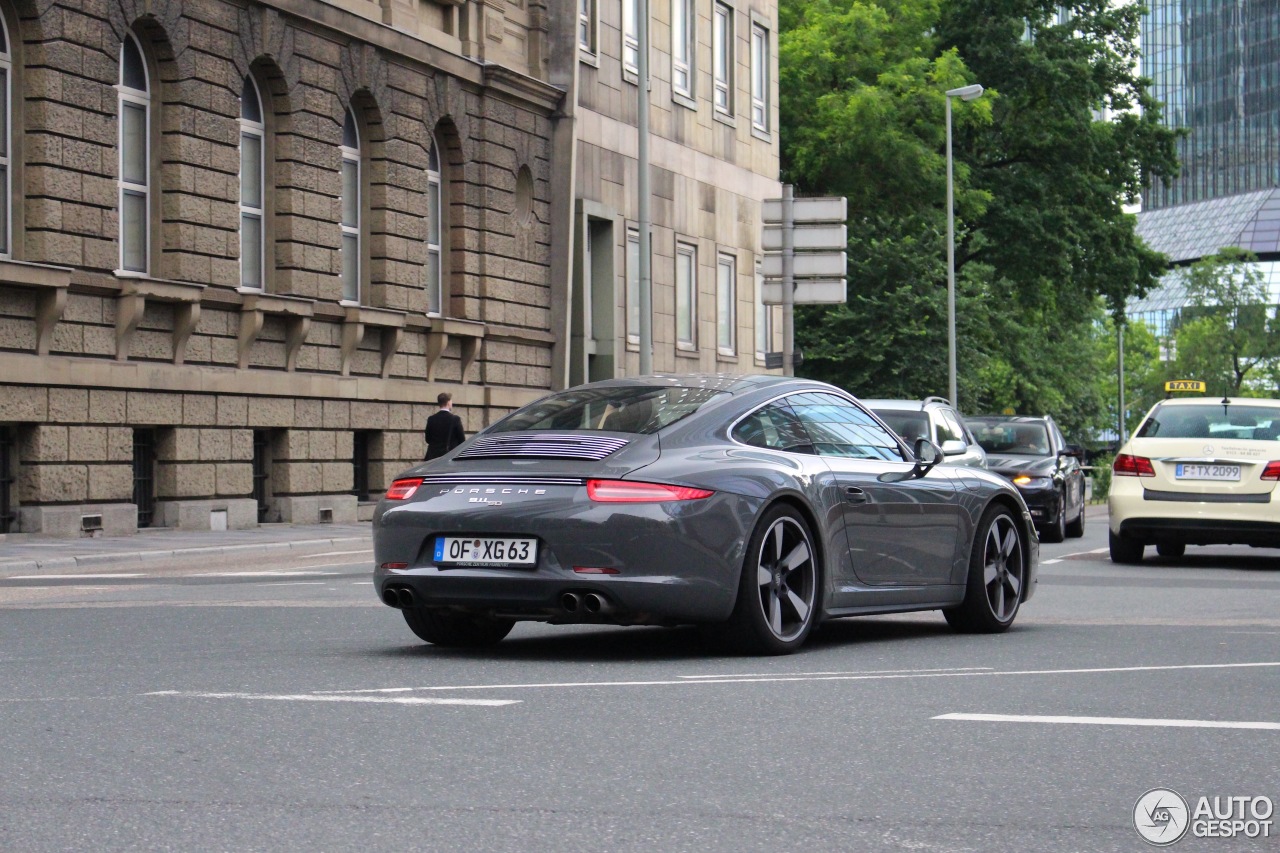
[1110,480,1280,546]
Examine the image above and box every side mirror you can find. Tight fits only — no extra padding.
[1062,444,1085,459]
[913,438,942,474]
[940,439,967,456]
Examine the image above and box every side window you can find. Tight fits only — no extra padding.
[936,409,965,445]
[732,401,814,454]
[786,393,906,461]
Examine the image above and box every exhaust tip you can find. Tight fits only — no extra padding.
[560,592,581,613]
[583,592,606,614]
[395,587,415,608]
[381,588,402,608]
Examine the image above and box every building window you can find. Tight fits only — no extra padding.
[340,108,360,303]
[426,135,443,315]
[676,241,696,349]
[717,252,736,355]
[240,77,265,290]
[0,425,14,534]
[622,0,639,74]
[579,0,596,54]
[626,227,640,345]
[755,259,772,359]
[672,0,694,99]
[713,2,733,115]
[0,16,12,258]
[750,22,769,133]
[132,428,156,529]
[352,430,373,502]
[118,34,150,274]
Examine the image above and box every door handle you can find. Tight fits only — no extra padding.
[844,486,868,504]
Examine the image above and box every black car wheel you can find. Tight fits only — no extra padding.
[1065,496,1085,538]
[403,608,514,647]
[1109,530,1144,564]
[723,505,819,655]
[1040,490,1066,543]
[1156,541,1186,558]
[944,504,1026,633]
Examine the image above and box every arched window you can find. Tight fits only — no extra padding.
[340,108,360,302]
[118,34,150,274]
[240,76,265,289]
[0,15,12,258]
[425,135,442,315]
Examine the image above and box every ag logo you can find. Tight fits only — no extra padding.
[1134,788,1190,846]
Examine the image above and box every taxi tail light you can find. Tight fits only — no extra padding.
[385,478,424,500]
[586,479,714,502]
[1113,454,1155,477]
[1262,461,1280,480]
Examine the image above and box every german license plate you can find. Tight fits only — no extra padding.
[1175,463,1241,481]
[434,536,537,567]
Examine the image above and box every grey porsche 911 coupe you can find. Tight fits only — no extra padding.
[373,374,1038,655]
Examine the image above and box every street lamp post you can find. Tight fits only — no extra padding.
[945,83,983,408]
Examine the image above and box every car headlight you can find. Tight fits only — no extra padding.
[1011,475,1053,489]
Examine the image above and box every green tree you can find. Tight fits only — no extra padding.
[781,0,1181,420]
[1172,248,1280,396]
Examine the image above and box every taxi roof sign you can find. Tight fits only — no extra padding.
[1164,380,1205,393]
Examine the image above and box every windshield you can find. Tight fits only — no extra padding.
[970,421,1051,456]
[1137,404,1280,440]
[873,411,930,444]
[487,386,727,435]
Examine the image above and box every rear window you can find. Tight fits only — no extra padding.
[874,411,929,444]
[1137,404,1280,440]
[488,386,726,435]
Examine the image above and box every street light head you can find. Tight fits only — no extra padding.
[946,83,985,101]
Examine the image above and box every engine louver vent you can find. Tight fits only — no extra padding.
[456,434,629,461]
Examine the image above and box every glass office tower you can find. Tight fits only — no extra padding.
[1141,0,1280,211]
[1132,1,1280,339]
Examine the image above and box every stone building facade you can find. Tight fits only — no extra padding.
[0,0,783,537]
[0,0,560,535]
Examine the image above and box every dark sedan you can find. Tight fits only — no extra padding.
[374,375,1039,654]
[965,414,1087,543]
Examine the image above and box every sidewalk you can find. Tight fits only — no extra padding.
[0,522,373,577]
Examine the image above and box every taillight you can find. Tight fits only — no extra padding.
[1113,454,1155,477]
[586,479,714,502]
[385,478,424,500]
[1262,461,1280,481]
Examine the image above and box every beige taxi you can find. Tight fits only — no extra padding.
[1109,396,1280,563]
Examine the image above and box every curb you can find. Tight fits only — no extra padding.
[0,535,372,578]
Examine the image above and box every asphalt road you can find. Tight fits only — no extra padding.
[1,513,1278,852]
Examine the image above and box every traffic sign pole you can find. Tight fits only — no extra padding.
[782,184,795,377]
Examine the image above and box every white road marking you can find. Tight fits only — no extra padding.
[145,690,518,707]
[351,581,373,585]
[6,574,146,580]
[190,571,338,577]
[1041,547,1110,565]
[677,666,993,679]
[303,550,372,557]
[319,661,1280,695]
[935,712,1280,731]
[261,582,326,586]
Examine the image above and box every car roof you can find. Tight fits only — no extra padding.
[862,398,953,411]
[571,373,838,396]
[967,414,1054,424]
[1148,397,1280,408]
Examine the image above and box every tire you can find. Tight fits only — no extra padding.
[1109,530,1144,564]
[944,504,1027,633]
[1039,491,1066,543]
[402,608,514,647]
[1065,500,1085,539]
[1156,541,1185,558]
[721,505,820,655]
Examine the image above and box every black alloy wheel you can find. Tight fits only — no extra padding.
[1065,497,1085,538]
[1040,490,1067,543]
[944,505,1026,633]
[724,505,819,655]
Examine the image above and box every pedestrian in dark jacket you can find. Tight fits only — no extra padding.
[424,392,466,460]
